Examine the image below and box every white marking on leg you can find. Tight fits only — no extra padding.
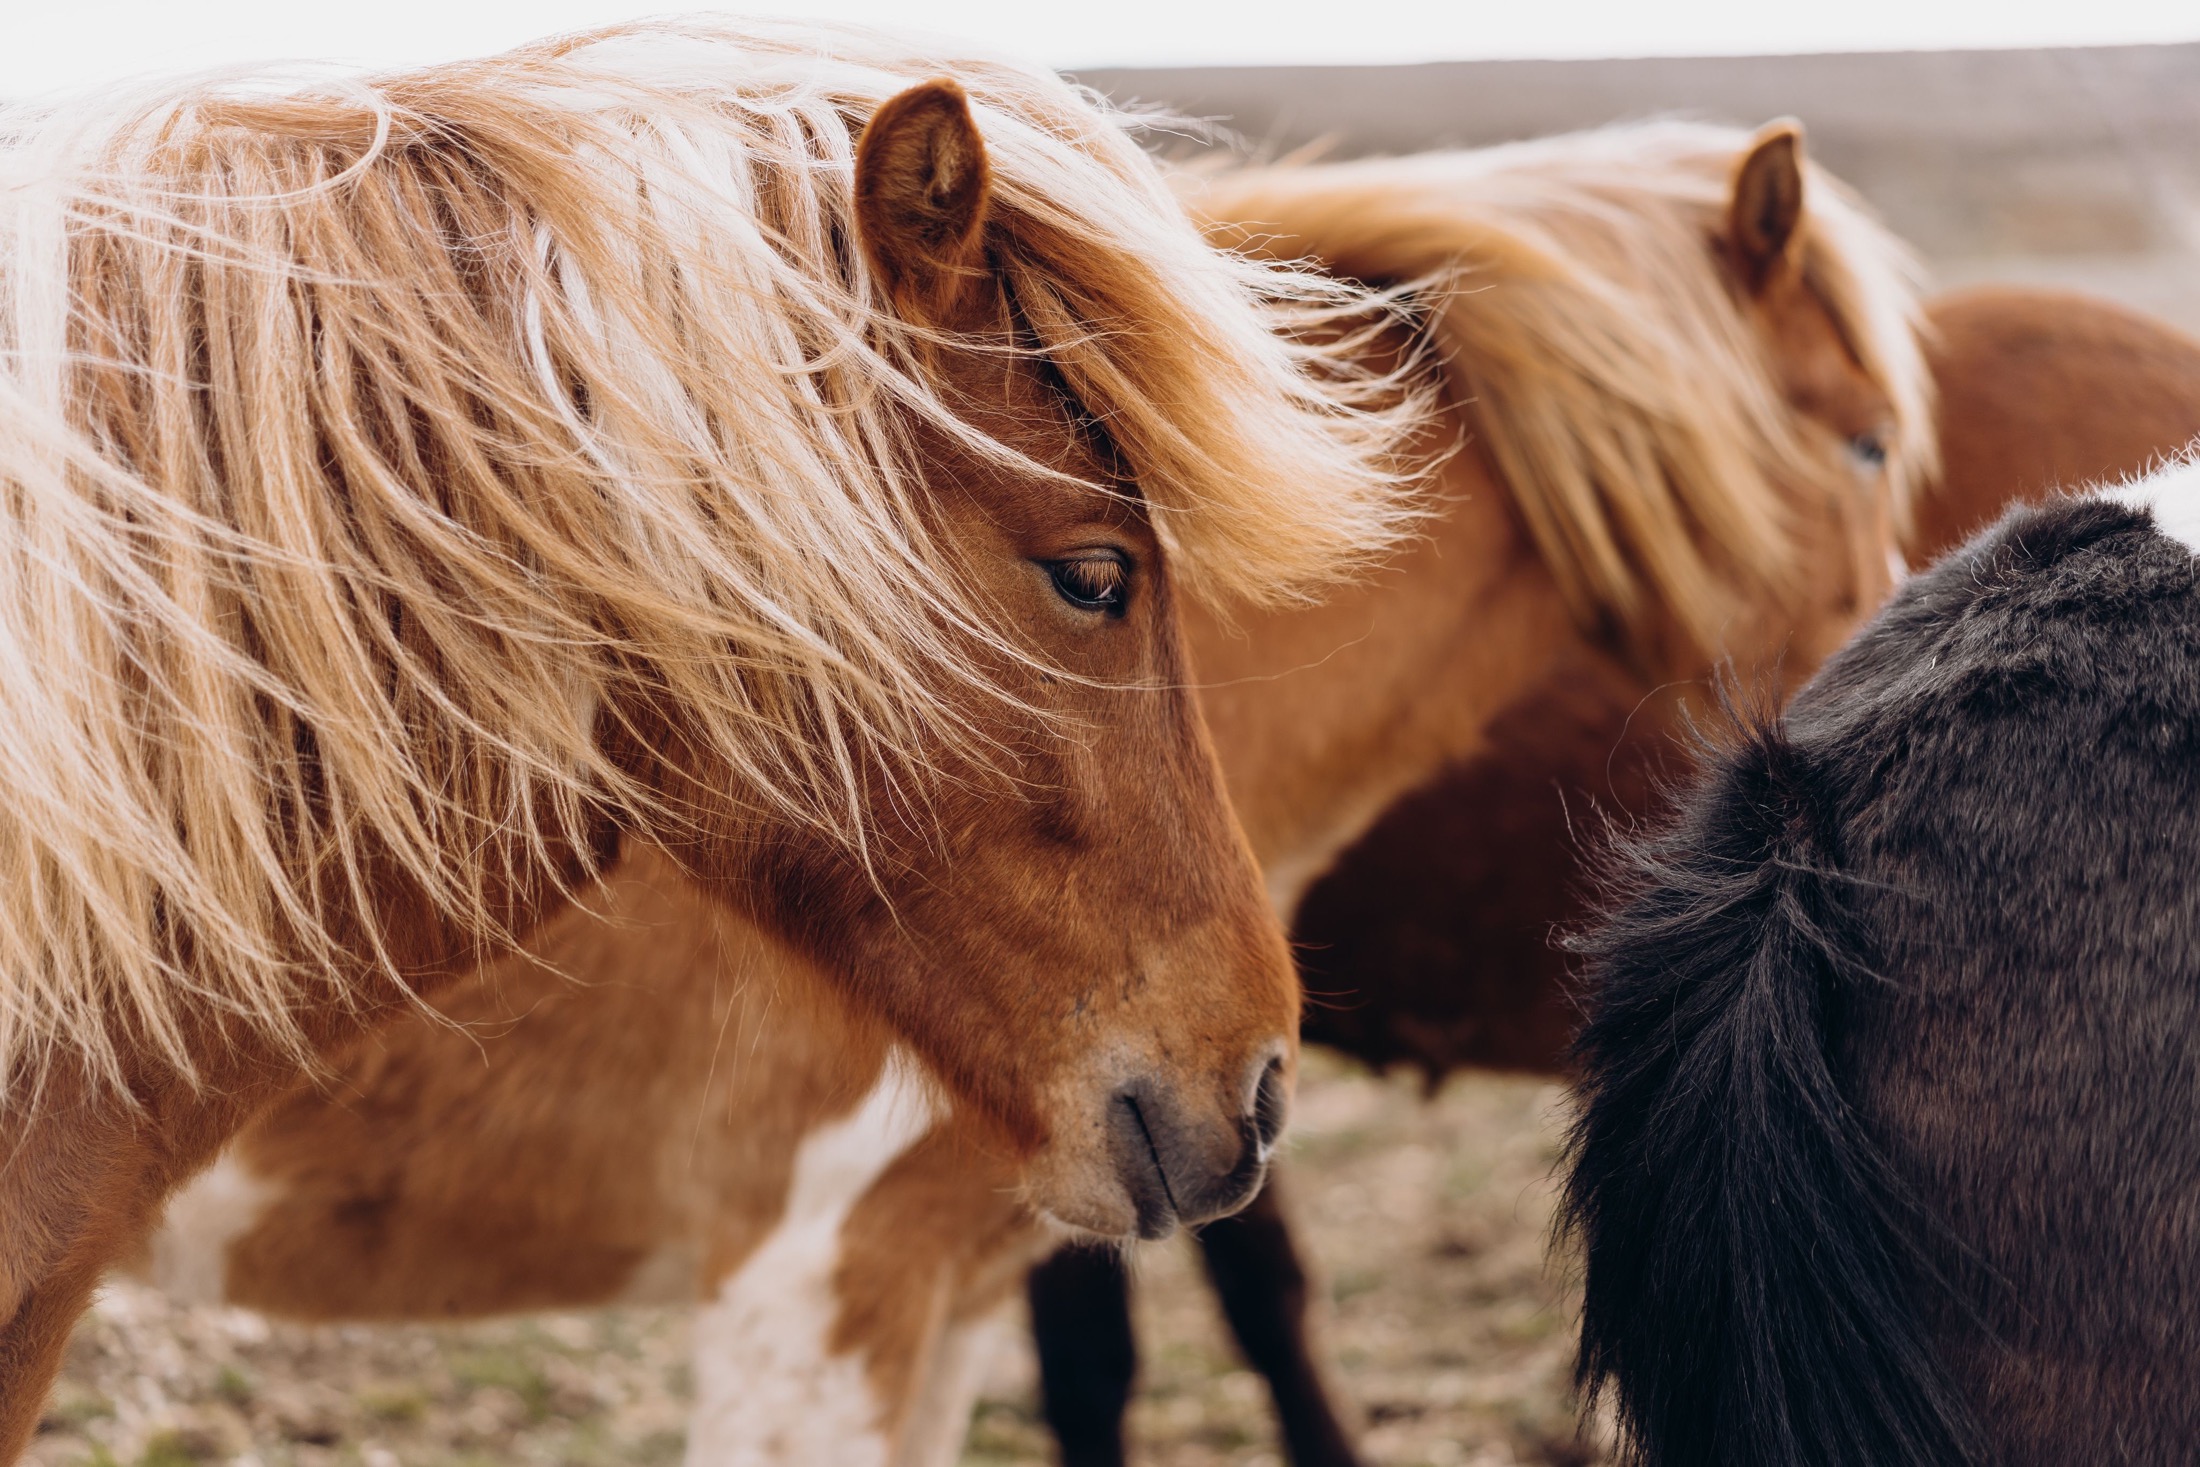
[612,1240,704,1306]
[892,1310,1011,1467]
[142,1152,275,1305]
[2098,453,2200,554]
[685,1051,940,1467]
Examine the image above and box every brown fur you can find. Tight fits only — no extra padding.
[0,28,1432,1453]
[1295,655,1676,1079]
[1725,121,1807,291]
[1908,285,2200,562]
[123,123,1926,1467]
[1185,121,1929,676]
[211,844,894,1318]
[856,81,996,322]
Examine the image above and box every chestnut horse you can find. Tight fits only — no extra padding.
[136,120,1926,1464]
[0,21,1424,1459]
[1907,284,2200,561]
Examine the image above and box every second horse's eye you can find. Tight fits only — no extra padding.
[1045,552,1130,617]
[1848,431,1889,472]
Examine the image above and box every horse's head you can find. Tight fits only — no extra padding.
[663,81,1304,1239]
[1716,119,1922,678]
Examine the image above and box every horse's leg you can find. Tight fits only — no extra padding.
[890,1300,1017,1467]
[0,1118,145,1461]
[1027,1245,1137,1467]
[1196,1170,1364,1467]
[876,1191,1047,1467]
[0,1265,108,1462]
[0,1075,250,1462]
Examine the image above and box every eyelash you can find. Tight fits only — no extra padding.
[1044,553,1130,616]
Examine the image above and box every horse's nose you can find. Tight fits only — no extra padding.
[1108,1050,1292,1239]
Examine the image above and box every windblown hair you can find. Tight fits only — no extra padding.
[0,21,1420,1099]
[1189,121,1934,662]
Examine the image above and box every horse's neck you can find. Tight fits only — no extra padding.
[1190,442,1581,916]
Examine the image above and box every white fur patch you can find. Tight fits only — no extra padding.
[893,1311,1010,1467]
[613,1241,704,1306]
[685,1051,941,1467]
[144,1153,275,1305]
[2098,457,2200,555]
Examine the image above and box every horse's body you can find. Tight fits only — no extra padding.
[1564,462,2200,1467]
[0,24,1422,1456]
[1909,284,2200,561]
[130,118,1925,1465]
[152,843,1047,1466]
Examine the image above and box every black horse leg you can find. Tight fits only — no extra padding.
[1198,1169,1366,1467]
[1028,1243,1137,1467]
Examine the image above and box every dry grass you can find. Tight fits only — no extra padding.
[30,1054,1602,1467]
[966,1053,1607,1467]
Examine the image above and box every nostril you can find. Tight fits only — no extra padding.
[1251,1055,1288,1155]
[1108,1088,1180,1240]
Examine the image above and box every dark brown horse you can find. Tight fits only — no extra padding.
[1563,459,2200,1466]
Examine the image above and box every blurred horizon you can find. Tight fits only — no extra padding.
[8,0,2200,97]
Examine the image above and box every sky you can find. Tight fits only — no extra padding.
[8,0,2200,97]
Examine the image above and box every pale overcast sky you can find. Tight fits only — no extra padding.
[8,0,2200,97]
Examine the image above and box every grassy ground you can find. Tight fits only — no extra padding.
[962,1056,1609,1467]
[29,1056,1607,1467]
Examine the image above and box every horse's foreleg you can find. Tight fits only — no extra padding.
[1027,1244,1137,1467]
[1196,1170,1364,1467]
[0,1086,214,1463]
[0,1256,117,1462]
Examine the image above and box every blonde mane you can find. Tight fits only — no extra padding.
[1189,121,1935,660]
[0,21,1419,1099]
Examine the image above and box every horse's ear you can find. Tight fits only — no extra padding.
[1727,118,1806,293]
[855,79,995,326]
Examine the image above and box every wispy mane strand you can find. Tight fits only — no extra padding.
[1189,121,1936,666]
[0,21,1423,1101]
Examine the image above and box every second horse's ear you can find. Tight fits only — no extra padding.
[1727,118,1806,293]
[854,79,994,326]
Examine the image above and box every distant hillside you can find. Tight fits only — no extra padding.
[1079,45,2200,329]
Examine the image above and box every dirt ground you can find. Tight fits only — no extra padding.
[28,1054,1605,1467]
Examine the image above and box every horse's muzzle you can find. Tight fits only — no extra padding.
[1108,1051,1290,1239]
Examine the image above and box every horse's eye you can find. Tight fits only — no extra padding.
[1045,552,1130,616]
[1848,431,1889,471]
